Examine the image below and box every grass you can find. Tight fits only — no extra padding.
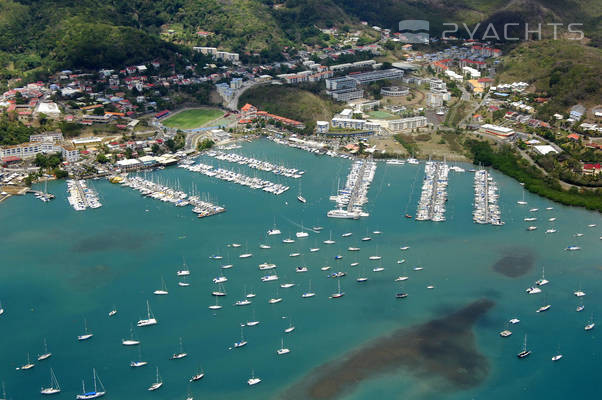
[367,110,396,120]
[162,108,224,130]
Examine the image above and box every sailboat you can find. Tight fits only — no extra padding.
[234,326,248,348]
[246,309,260,326]
[177,260,191,276]
[209,297,223,310]
[296,222,309,238]
[517,335,531,359]
[517,187,527,205]
[356,269,368,283]
[108,306,117,317]
[585,314,596,331]
[40,367,61,395]
[78,319,94,341]
[37,338,52,361]
[137,300,158,327]
[301,280,316,298]
[277,337,290,355]
[122,325,140,346]
[535,266,549,286]
[171,337,188,359]
[247,369,261,386]
[323,231,335,245]
[297,182,307,203]
[269,287,283,304]
[17,353,35,370]
[331,279,344,299]
[190,367,205,382]
[0,382,7,400]
[76,368,106,399]
[148,367,163,391]
[267,218,281,236]
[130,347,148,368]
[153,276,169,295]
[284,318,295,333]
[0,300,4,316]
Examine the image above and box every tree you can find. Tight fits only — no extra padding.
[96,153,109,164]
[197,138,214,151]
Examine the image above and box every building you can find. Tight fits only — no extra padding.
[462,66,481,78]
[480,124,515,137]
[331,118,366,130]
[444,70,463,82]
[570,104,586,120]
[61,145,80,163]
[468,79,485,94]
[533,145,558,156]
[582,163,601,175]
[316,121,330,134]
[387,116,427,131]
[240,103,258,120]
[347,69,403,84]
[380,86,410,97]
[30,132,64,142]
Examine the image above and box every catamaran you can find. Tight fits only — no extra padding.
[277,337,290,355]
[282,238,295,243]
[148,367,163,391]
[137,300,158,327]
[247,370,261,386]
[76,369,106,399]
[268,229,281,236]
[78,319,94,341]
[40,368,61,395]
[37,338,52,361]
[171,337,188,359]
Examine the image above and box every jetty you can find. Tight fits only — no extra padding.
[119,176,225,218]
[180,163,289,195]
[67,179,102,211]
[206,151,304,178]
[473,169,504,225]
[415,161,449,222]
[327,160,376,219]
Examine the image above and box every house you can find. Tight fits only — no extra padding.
[567,133,580,141]
[582,163,601,175]
[570,104,586,120]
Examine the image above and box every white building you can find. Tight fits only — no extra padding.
[387,116,428,131]
[480,124,515,137]
[316,121,329,134]
[462,66,481,78]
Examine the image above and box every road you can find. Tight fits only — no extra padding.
[226,80,264,111]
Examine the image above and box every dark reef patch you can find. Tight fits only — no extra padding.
[72,231,154,253]
[281,299,494,399]
[492,248,535,277]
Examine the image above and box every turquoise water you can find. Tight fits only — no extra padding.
[0,138,600,400]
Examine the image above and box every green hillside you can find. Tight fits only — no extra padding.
[238,84,344,132]
[499,40,602,119]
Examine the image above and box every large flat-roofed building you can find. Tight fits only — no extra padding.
[381,86,409,97]
[387,116,427,131]
[347,68,403,84]
[480,124,515,137]
[325,77,358,91]
[330,88,364,102]
[331,117,366,130]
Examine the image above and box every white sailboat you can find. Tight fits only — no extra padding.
[323,231,335,245]
[189,367,205,382]
[301,280,316,298]
[234,326,248,348]
[137,300,158,327]
[37,338,52,361]
[122,325,140,346]
[78,319,94,341]
[0,300,4,316]
[246,309,260,326]
[585,314,596,331]
[148,367,163,391]
[171,337,188,359]
[331,279,344,299]
[535,266,549,286]
[17,353,35,370]
[76,368,106,399]
[277,337,291,355]
[153,276,169,295]
[108,306,117,317]
[284,318,295,333]
[517,187,527,205]
[130,347,148,368]
[247,369,261,386]
[40,367,61,395]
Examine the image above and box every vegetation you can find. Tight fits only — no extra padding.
[466,139,602,212]
[162,108,224,130]
[239,85,343,133]
[500,40,602,120]
[165,132,186,152]
[393,134,419,156]
[0,115,36,145]
[197,138,215,151]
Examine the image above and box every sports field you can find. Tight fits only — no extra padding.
[162,108,224,129]
[367,110,397,120]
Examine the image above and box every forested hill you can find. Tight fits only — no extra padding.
[0,0,600,78]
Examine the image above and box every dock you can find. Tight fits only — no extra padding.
[415,161,449,222]
[67,179,102,211]
[473,170,504,225]
[327,159,376,219]
[206,151,304,178]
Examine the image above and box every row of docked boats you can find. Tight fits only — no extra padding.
[415,161,449,222]
[120,176,225,218]
[66,179,102,211]
[206,151,304,178]
[473,169,504,225]
[327,160,376,219]
[180,162,289,195]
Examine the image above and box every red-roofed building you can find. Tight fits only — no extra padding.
[567,133,580,141]
[583,163,601,175]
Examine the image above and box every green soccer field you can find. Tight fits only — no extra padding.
[367,111,396,119]
[162,108,225,129]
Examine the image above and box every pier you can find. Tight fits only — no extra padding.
[67,179,102,211]
[206,151,304,178]
[327,160,376,219]
[119,176,225,218]
[473,170,504,225]
[180,163,289,195]
[415,161,449,222]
